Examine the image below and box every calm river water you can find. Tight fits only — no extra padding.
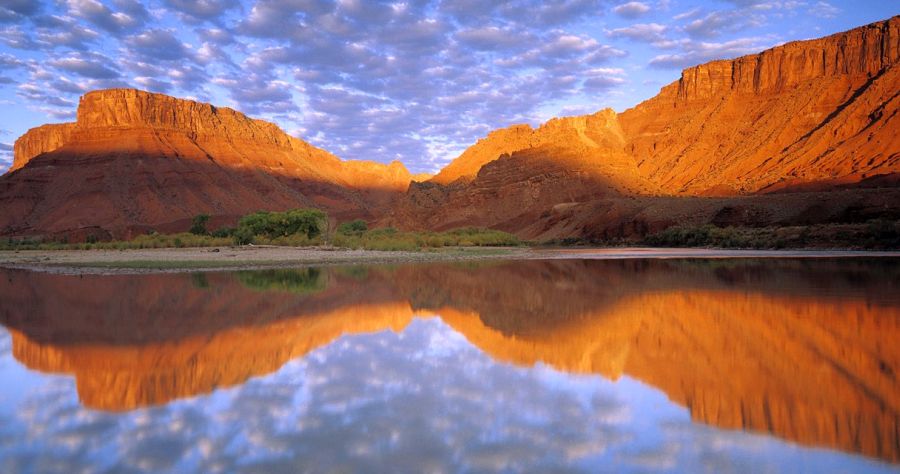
[0,257,898,472]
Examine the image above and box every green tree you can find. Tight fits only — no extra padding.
[237,209,328,239]
[190,214,210,235]
[337,219,368,236]
[233,226,255,245]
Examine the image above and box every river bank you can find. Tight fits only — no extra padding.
[2,246,899,275]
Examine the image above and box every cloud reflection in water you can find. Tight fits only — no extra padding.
[0,316,895,473]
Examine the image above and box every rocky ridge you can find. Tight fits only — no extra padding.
[391,16,900,238]
[3,89,420,239]
[2,17,899,241]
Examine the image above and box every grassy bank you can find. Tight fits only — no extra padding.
[641,220,900,250]
[332,227,521,251]
[1,227,522,252]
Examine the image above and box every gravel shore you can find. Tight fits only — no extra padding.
[1,245,897,275]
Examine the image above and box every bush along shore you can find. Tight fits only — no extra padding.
[1,209,522,251]
[640,220,900,250]
[4,210,897,252]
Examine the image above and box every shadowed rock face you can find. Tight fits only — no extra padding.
[1,259,898,462]
[2,89,421,239]
[394,16,900,238]
[3,18,899,240]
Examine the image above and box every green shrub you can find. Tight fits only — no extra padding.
[233,227,255,245]
[190,214,210,235]
[238,209,328,239]
[337,219,368,236]
[211,227,234,238]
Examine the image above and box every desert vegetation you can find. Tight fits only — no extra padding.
[0,208,521,251]
[641,220,900,250]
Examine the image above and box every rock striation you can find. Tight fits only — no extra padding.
[3,89,419,239]
[622,15,900,195]
[3,17,899,241]
[11,123,77,172]
[393,16,900,239]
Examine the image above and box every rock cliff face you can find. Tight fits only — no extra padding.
[622,15,900,195]
[2,89,419,239]
[393,16,900,238]
[3,17,899,240]
[2,259,897,461]
[12,123,77,171]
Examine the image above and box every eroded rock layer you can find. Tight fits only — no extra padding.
[3,17,899,240]
[3,89,420,239]
[393,16,900,239]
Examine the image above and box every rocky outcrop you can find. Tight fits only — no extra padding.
[430,124,536,185]
[674,16,899,101]
[392,16,900,238]
[12,123,77,171]
[428,109,631,185]
[4,18,900,241]
[2,89,421,239]
[621,15,900,196]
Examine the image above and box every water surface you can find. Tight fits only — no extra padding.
[0,257,898,472]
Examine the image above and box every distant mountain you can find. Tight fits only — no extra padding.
[394,16,900,240]
[2,89,420,240]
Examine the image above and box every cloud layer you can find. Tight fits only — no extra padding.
[0,0,890,172]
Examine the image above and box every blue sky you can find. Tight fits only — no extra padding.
[0,1,896,174]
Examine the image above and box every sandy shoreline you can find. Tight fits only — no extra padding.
[0,246,898,275]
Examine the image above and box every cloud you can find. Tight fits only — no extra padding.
[48,54,119,79]
[683,9,764,38]
[0,0,892,174]
[648,37,774,69]
[125,29,195,62]
[65,0,146,33]
[33,16,99,50]
[455,26,531,51]
[612,1,651,18]
[607,23,668,42]
[809,1,840,18]
[163,0,241,21]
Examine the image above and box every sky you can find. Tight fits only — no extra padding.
[0,1,896,174]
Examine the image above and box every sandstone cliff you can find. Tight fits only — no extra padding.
[393,16,900,239]
[11,123,77,171]
[622,15,900,195]
[2,89,419,239]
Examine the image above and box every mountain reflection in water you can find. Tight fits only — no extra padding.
[0,258,898,470]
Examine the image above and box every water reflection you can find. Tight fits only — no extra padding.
[0,258,898,469]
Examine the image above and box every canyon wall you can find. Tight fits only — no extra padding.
[2,89,421,239]
[11,123,77,171]
[392,16,900,239]
[3,17,899,240]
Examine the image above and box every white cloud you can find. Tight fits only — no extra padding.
[612,1,651,18]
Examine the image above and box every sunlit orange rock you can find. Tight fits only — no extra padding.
[394,16,900,239]
[2,89,420,239]
[3,17,899,240]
